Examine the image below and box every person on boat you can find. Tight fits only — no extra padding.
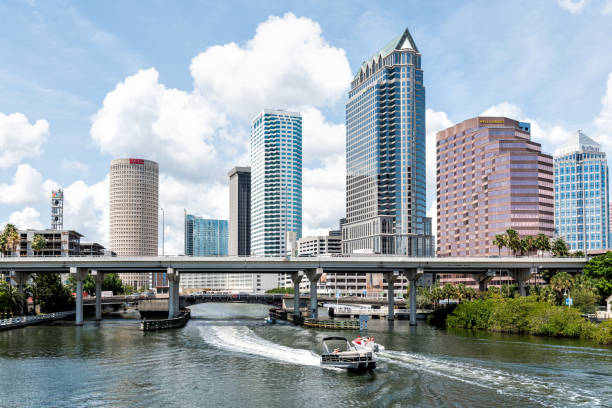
[333,348,340,353]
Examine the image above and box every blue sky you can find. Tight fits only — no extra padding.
[1,0,612,253]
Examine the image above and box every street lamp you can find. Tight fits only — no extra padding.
[160,207,165,256]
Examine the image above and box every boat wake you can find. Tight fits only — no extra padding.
[198,325,321,367]
[378,350,602,406]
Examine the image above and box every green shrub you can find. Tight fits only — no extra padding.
[447,299,492,330]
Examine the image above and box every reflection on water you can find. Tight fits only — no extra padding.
[0,303,610,408]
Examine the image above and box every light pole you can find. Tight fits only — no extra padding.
[160,207,165,256]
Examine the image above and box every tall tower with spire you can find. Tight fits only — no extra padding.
[51,189,63,230]
[342,28,433,255]
[554,130,610,252]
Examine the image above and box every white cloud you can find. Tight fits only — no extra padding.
[303,154,345,236]
[302,107,345,165]
[63,177,109,245]
[190,13,352,121]
[91,68,227,182]
[0,112,49,168]
[603,0,612,14]
[8,207,43,230]
[0,164,57,204]
[557,0,590,14]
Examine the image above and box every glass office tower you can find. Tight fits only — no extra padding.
[554,131,610,252]
[342,28,433,255]
[184,215,228,256]
[250,109,303,256]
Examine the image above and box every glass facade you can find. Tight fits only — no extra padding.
[343,28,433,255]
[554,131,610,251]
[184,215,228,256]
[250,109,302,256]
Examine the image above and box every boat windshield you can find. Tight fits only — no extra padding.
[323,339,351,353]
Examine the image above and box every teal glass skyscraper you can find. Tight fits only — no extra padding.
[554,131,610,252]
[251,109,302,256]
[184,214,228,256]
[342,29,433,255]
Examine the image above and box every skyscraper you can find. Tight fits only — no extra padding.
[184,215,228,256]
[228,166,251,256]
[250,109,302,257]
[436,117,554,257]
[554,131,610,252]
[109,158,159,290]
[342,28,433,255]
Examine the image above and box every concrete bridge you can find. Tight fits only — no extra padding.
[0,255,586,327]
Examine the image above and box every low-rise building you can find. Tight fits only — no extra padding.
[17,229,82,257]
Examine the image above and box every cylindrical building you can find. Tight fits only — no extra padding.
[110,158,159,290]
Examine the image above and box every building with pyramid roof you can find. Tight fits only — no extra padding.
[554,131,610,251]
[342,29,433,256]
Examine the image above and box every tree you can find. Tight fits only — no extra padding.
[535,233,551,256]
[0,280,23,316]
[1,224,20,256]
[32,273,74,313]
[573,250,585,258]
[550,272,574,302]
[583,251,612,302]
[31,234,46,254]
[506,229,521,256]
[551,237,570,257]
[492,234,507,256]
[572,275,599,313]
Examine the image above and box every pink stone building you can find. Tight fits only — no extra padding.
[436,117,554,288]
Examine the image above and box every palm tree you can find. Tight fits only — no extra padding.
[492,234,507,256]
[31,234,46,255]
[550,272,573,299]
[506,229,521,256]
[535,233,551,256]
[551,237,570,257]
[0,281,23,316]
[2,224,20,256]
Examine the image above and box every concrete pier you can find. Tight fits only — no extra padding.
[385,271,400,321]
[92,270,105,320]
[404,268,423,326]
[306,268,323,319]
[167,268,180,318]
[290,271,303,318]
[70,267,89,325]
[477,270,496,292]
[511,266,537,296]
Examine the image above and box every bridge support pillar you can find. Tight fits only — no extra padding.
[92,270,105,320]
[290,271,304,318]
[477,269,496,292]
[306,268,323,319]
[167,268,180,318]
[11,271,30,315]
[404,268,423,326]
[510,267,537,296]
[70,267,89,325]
[385,271,401,321]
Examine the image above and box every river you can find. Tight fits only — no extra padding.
[0,303,610,407]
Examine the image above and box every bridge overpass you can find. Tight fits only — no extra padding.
[1,255,587,326]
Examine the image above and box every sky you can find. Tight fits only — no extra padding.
[1,0,612,254]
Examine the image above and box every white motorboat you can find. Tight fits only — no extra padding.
[320,336,376,371]
[351,336,385,352]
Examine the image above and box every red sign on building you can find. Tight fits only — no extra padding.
[129,158,145,165]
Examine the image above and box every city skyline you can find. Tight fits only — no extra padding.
[1,2,612,255]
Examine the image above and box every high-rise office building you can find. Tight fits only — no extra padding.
[554,131,610,252]
[342,28,433,255]
[250,109,302,257]
[436,117,554,257]
[109,158,158,291]
[228,167,251,256]
[184,215,228,256]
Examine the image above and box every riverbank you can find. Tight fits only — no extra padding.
[437,297,612,345]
